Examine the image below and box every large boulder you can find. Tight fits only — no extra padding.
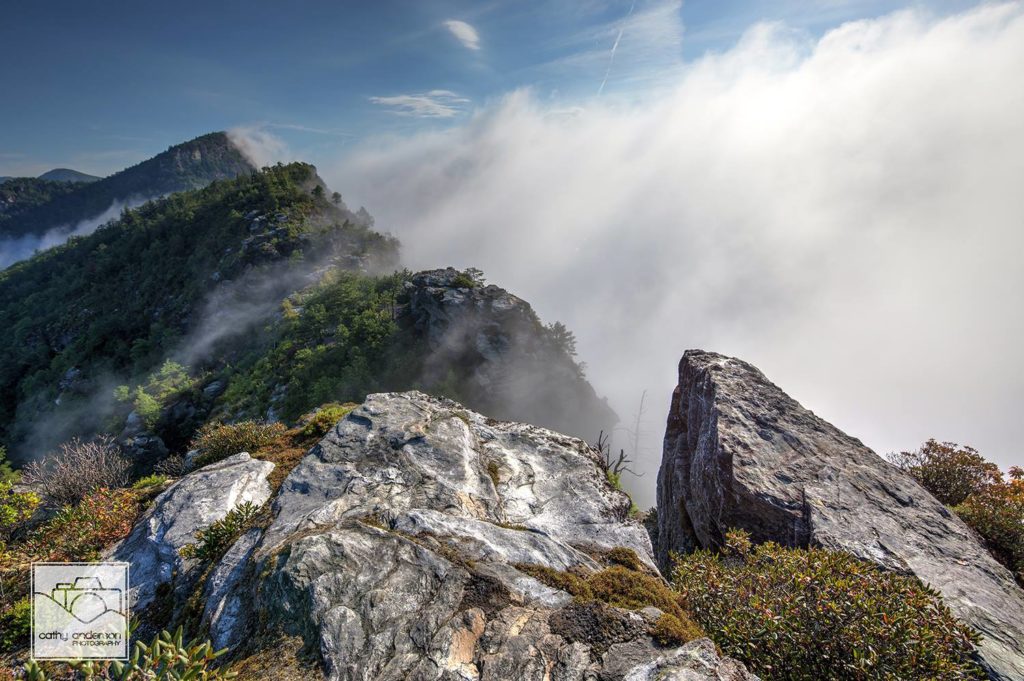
[203,391,753,680]
[656,349,1024,680]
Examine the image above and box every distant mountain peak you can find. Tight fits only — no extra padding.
[38,168,101,183]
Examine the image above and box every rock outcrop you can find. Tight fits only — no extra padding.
[656,349,1024,680]
[121,391,753,680]
[401,268,616,441]
[111,453,274,616]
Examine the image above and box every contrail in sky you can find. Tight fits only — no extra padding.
[598,0,637,95]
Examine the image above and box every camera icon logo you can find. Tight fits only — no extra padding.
[48,576,125,623]
[32,562,130,660]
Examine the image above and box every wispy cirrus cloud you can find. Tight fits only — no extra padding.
[369,90,470,118]
[444,19,480,51]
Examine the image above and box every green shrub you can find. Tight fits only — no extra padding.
[650,612,704,647]
[0,597,30,651]
[954,467,1024,584]
[605,469,622,491]
[180,501,262,562]
[13,488,142,564]
[672,529,983,680]
[24,625,236,679]
[1,488,142,648]
[451,272,478,289]
[887,439,1000,506]
[0,480,39,541]
[133,387,162,429]
[300,402,357,438]
[191,421,287,468]
[131,474,169,490]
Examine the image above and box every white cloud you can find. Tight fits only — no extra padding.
[444,19,480,51]
[227,126,292,167]
[369,90,470,118]
[331,3,1024,504]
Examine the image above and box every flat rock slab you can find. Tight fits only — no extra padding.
[657,349,1024,680]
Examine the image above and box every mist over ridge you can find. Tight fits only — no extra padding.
[317,3,1024,504]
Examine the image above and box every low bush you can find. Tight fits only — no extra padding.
[887,439,1000,506]
[191,421,287,468]
[516,549,704,647]
[954,466,1024,584]
[0,480,39,542]
[0,597,30,652]
[23,435,131,506]
[606,546,644,571]
[17,488,142,564]
[1,488,142,655]
[131,474,169,490]
[299,402,357,438]
[672,529,983,680]
[180,501,262,562]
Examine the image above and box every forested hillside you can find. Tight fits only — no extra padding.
[0,177,88,221]
[0,162,399,461]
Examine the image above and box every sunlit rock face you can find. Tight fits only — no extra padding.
[657,349,1024,680]
[163,391,753,681]
[110,452,274,619]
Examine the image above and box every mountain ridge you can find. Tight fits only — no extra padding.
[0,132,254,243]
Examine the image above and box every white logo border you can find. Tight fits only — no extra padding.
[30,561,131,662]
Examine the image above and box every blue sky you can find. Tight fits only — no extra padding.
[0,0,979,177]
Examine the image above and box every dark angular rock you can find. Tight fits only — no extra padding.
[656,349,1024,680]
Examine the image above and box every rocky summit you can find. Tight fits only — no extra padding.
[402,268,616,442]
[114,391,753,681]
[656,349,1024,680]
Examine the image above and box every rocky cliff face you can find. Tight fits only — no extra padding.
[656,350,1024,680]
[117,391,752,680]
[402,268,616,442]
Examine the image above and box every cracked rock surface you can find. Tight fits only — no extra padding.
[203,391,754,680]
